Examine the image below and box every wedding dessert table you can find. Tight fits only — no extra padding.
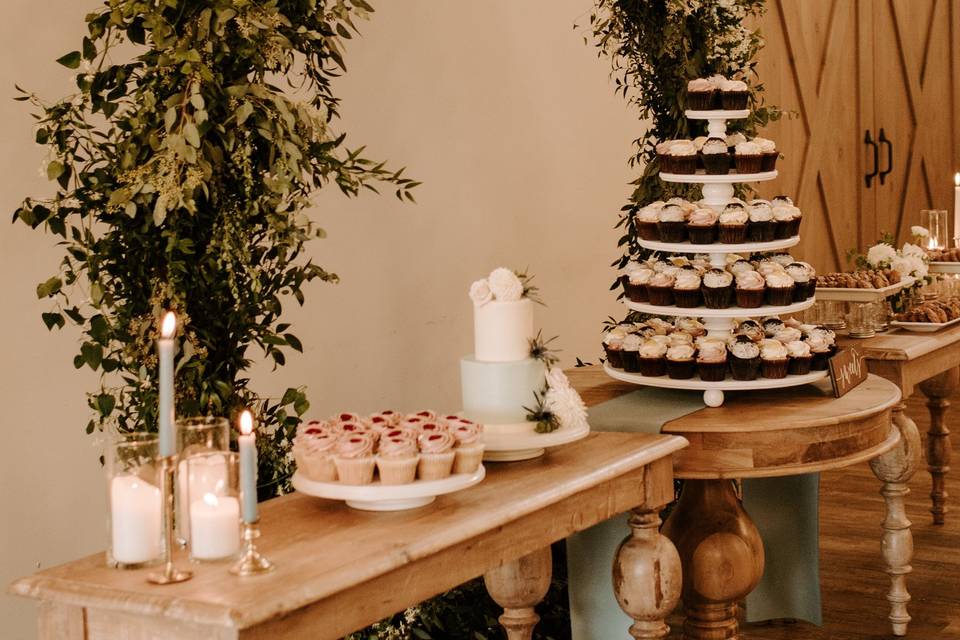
[9,431,687,640]
[569,367,913,638]
[838,326,960,524]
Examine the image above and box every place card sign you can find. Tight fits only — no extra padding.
[828,348,868,398]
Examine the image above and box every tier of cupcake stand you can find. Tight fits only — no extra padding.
[606,110,828,407]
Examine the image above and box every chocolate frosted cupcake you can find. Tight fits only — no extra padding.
[646,271,676,306]
[666,344,697,379]
[734,140,763,174]
[786,262,813,302]
[735,270,766,308]
[764,271,795,306]
[602,327,627,368]
[720,78,749,110]
[657,204,688,243]
[621,334,642,372]
[760,339,789,379]
[728,336,761,380]
[786,340,813,375]
[666,139,698,175]
[736,319,764,343]
[762,317,786,338]
[718,205,748,244]
[701,137,731,175]
[687,77,717,110]
[773,203,802,239]
[673,267,703,308]
[637,339,668,377]
[638,202,664,240]
[687,207,719,244]
[625,266,654,303]
[747,200,776,241]
[696,339,728,381]
[702,268,735,308]
[754,137,778,171]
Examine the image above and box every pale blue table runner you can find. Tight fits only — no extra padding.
[566,388,821,639]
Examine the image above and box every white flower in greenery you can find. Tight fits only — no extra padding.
[890,256,913,279]
[866,243,897,268]
[488,267,523,301]
[901,243,926,259]
[469,279,493,307]
[911,226,929,239]
[544,376,588,431]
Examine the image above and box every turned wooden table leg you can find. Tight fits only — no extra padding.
[663,480,765,640]
[918,367,959,525]
[869,403,921,636]
[613,505,683,639]
[483,546,552,640]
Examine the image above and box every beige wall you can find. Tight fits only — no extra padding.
[0,2,637,636]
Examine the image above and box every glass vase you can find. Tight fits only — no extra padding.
[185,451,241,562]
[176,416,229,545]
[106,432,163,569]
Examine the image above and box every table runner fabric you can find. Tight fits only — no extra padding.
[565,388,822,639]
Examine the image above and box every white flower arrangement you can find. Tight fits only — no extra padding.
[468,267,541,306]
[525,367,588,434]
[468,279,492,307]
[866,243,898,268]
[911,226,929,239]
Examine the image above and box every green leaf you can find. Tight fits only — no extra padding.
[183,122,200,148]
[284,333,303,352]
[280,387,298,406]
[96,393,116,416]
[293,395,309,416]
[56,51,82,69]
[46,161,65,181]
[36,276,63,299]
[82,37,96,61]
[41,312,65,330]
[81,342,103,370]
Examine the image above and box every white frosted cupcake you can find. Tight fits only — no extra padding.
[417,432,457,480]
[451,422,485,474]
[333,432,377,485]
[376,437,420,485]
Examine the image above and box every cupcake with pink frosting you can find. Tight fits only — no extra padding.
[687,207,720,244]
[376,437,420,485]
[333,432,377,485]
[760,339,789,379]
[417,432,457,480]
[786,340,813,375]
[451,422,485,474]
[293,432,339,482]
[697,339,728,381]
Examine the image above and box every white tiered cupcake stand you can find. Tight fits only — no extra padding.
[607,109,828,407]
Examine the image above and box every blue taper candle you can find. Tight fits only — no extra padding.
[238,410,258,523]
[157,312,176,457]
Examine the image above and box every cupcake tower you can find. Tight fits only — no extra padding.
[605,108,827,407]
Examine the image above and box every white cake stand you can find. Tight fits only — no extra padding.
[930,262,960,274]
[638,235,799,256]
[292,466,485,511]
[483,422,590,462]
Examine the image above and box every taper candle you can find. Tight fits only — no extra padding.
[238,410,258,523]
[158,312,176,457]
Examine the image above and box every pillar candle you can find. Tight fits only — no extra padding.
[177,454,229,542]
[110,475,162,565]
[189,493,241,560]
[238,410,258,523]
[158,312,176,457]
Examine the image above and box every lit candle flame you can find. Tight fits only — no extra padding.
[160,311,176,338]
[203,492,219,507]
[955,172,960,187]
[239,409,254,435]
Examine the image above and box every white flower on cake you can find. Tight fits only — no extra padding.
[545,367,572,391]
[468,279,493,307]
[487,267,524,302]
[866,243,897,268]
[543,369,588,432]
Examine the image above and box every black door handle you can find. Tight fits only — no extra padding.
[865,130,879,188]
[878,128,893,185]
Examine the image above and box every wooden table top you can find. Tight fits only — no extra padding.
[838,324,960,361]
[10,431,686,636]
[568,366,901,479]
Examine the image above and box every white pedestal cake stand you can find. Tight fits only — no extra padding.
[483,422,590,462]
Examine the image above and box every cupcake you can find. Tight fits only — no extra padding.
[646,271,676,306]
[419,421,448,436]
[760,339,789,379]
[656,141,676,173]
[666,139,698,175]
[734,140,763,174]
[736,270,766,308]
[720,78,749,110]
[376,437,420,485]
[293,433,339,482]
[657,204,688,243]
[687,207,719,244]
[747,200,776,241]
[786,263,813,302]
[333,412,363,424]
[771,253,795,267]
[772,195,794,206]
[647,317,674,335]
[798,262,817,298]
[450,422,485,474]
[729,259,755,278]
[603,328,627,368]
[637,339,668,377]
[669,332,695,349]
[765,270,796,306]
[754,137,778,171]
[666,344,697,379]
[621,334,642,373]
[719,205,748,243]
[638,202,664,241]
[625,266,654,303]
[298,420,331,437]
[736,320,765,343]
[697,339,728,381]
[675,317,706,337]
[762,317,786,338]
[333,433,377,485]
[773,327,803,345]
[702,268,735,309]
[693,137,708,170]
[701,137,731,175]
[417,432,457,480]
[757,261,786,278]
[786,340,813,375]
[728,336,761,380]
[773,204,802,239]
[807,333,834,371]
[673,267,703,308]
[726,132,747,154]
[383,427,420,442]
[687,77,717,110]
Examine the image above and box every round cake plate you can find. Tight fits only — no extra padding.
[292,466,485,511]
[929,262,960,274]
[623,296,815,319]
[660,170,778,184]
[603,363,828,407]
[638,236,799,255]
[483,423,591,462]
[685,109,751,120]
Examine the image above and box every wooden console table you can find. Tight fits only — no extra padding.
[569,368,913,639]
[838,326,960,524]
[10,432,687,640]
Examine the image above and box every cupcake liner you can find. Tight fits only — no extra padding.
[761,358,789,379]
[791,284,809,303]
[334,456,376,485]
[646,284,675,306]
[638,356,667,377]
[761,152,778,172]
[625,282,649,303]
[669,155,698,175]
[719,224,747,244]
[788,356,813,376]
[812,350,832,371]
[697,360,728,382]
[658,153,674,174]
[734,154,763,174]
[452,444,484,474]
[702,284,734,309]
[747,220,776,242]
[787,217,802,237]
[805,281,817,300]
[687,224,717,244]
[639,221,660,241]
[667,359,696,380]
[721,91,749,110]
[774,220,794,239]
[730,355,760,381]
[621,350,641,373]
[603,345,624,369]
[673,288,703,308]
[657,220,688,243]
[687,90,716,111]
[377,455,420,485]
[736,288,765,309]
[295,451,338,482]
[701,153,731,175]
[418,451,455,480]
[765,285,795,306]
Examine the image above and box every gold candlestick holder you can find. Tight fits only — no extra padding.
[147,456,193,585]
[230,519,275,576]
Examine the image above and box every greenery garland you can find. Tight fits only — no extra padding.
[13,0,417,490]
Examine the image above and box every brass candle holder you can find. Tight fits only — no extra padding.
[230,519,274,576]
[147,456,193,585]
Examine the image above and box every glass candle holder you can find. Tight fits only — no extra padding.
[186,451,241,562]
[176,416,229,545]
[846,302,876,338]
[106,432,163,569]
[818,300,848,330]
[921,209,949,250]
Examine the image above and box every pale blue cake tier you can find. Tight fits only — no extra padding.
[460,356,546,425]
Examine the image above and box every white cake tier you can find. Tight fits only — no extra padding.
[460,356,545,426]
[474,299,535,362]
